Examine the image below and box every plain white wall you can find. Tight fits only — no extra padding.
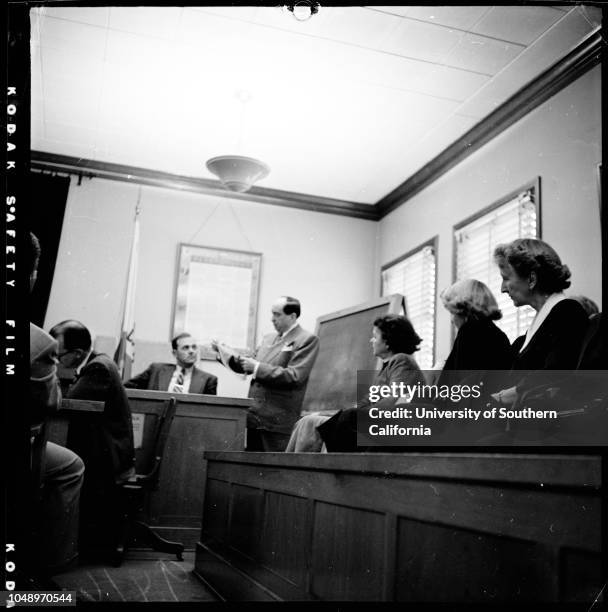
[45,180,378,396]
[378,66,602,364]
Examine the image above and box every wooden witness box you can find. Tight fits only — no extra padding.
[48,390,250,547]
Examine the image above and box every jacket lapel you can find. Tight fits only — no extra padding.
[189,368,202,393]
[259,340,283,363]
[159,364,174,392]
[262,325,300,363]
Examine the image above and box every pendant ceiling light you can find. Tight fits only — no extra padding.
[206,155,270,193]
[206,90,270,193]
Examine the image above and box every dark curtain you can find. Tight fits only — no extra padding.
[29,172,71,327]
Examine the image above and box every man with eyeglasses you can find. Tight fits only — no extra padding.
[49,319,135,560]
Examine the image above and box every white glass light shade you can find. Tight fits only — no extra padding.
[206,155,270,193]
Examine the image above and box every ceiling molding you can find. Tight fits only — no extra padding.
[31,29,600,224]
[29,152,380,221]
[376,29,602,218]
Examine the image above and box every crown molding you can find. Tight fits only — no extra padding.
[29,152,380,221]
[376,30,602,218]
[31,30,601,223]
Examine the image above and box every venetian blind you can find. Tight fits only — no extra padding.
[454,189,537,343]
[381,244,436,370]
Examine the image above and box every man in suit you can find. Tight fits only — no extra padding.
[49,319,135,557]
[223,296,320,451]
[28,233,84,576]
[124,332,218,394]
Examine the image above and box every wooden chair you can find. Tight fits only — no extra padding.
[113,396,184,566]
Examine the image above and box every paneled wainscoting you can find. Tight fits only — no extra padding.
[194,452,602,603]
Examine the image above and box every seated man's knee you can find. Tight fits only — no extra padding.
[45,442,85,485]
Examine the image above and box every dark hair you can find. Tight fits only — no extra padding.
[281,296,301,318]
[493,238,571,293]
[172,332,194,351]
[28,232,41,278]
[373,314,422,354]
[49,320,92,351]
[571,295,600,318]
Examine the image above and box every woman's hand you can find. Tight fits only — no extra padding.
[490,386,518,405]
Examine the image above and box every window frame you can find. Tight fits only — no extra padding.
[451,177,541,342]
[380,235,438,370]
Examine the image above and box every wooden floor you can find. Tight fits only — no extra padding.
[52,550,218,603]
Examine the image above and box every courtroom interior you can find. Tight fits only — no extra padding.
[15,3,606,605]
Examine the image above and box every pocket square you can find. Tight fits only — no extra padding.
[281,342,295,352]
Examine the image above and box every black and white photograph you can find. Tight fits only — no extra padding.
[3,2,606,606]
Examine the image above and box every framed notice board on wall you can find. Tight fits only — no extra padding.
[172,244,262,359]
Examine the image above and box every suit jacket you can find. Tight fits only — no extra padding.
[124,362,218,395]
[238,324,320,433]
[30,323,61,426]
[66,352,135,481]
[317,352,425,452]
[510,298,589,394]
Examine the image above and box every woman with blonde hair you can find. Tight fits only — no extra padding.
[437,278,511,389]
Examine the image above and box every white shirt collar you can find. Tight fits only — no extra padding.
[519,292,566,352]
[75,348,93,375]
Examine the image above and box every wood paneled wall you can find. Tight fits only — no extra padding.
[194,452,602,602]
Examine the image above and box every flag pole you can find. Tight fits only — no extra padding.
[114,189,141,381]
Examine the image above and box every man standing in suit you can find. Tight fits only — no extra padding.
[49,319,135,558]
[218,296,320,451]
[124,332,218,395]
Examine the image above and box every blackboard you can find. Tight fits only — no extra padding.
[302,294,405,414]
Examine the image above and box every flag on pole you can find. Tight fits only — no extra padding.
[114,193,141,381]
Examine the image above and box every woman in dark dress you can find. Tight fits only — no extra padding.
[422,279,512,443]
[437,278,511,392]
[490,238,589,407]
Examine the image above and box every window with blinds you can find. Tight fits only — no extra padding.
[381,242,436,370]
[454,186,538,343]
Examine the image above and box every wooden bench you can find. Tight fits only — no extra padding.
[194,451,602,602]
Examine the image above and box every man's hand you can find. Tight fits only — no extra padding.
[239,356,257,374]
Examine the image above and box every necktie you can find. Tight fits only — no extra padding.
[172,367,186,393]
